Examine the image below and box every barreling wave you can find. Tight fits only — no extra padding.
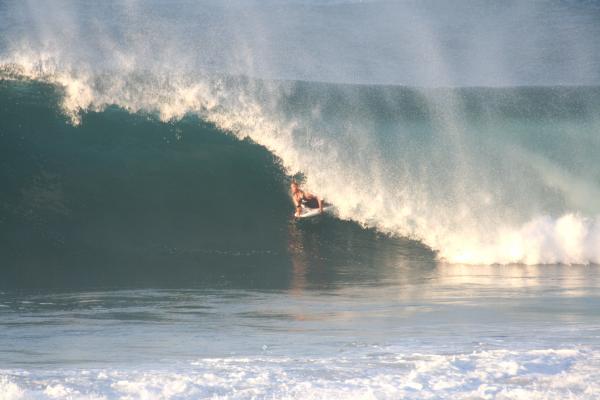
[1,54,600,265]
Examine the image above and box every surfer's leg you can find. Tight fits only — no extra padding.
[306,198,319,209]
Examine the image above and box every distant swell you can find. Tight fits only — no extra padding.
[1,58,600,265]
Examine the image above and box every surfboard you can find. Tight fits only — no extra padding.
[296,205,335,219]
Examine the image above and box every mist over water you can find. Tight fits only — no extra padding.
[3,0,600,86]
[1,0,600,264]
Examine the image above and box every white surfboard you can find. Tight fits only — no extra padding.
[296,205,335,219]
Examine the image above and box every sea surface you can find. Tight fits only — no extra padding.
[1,1,600,399]
[2,265,600,398]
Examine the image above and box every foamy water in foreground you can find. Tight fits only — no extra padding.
[3,349,599,399]
[1,264,599,399]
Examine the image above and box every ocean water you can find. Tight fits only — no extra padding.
[2,266,600,399]
[1,0,600,399]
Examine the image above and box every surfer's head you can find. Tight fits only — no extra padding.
[290,181,299,194]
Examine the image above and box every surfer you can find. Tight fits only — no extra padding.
[290,181,324,217]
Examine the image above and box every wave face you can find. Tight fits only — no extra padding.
[0,79,293,288]
[1,1,600,265]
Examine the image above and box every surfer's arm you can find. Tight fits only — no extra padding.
[293,196,302,217]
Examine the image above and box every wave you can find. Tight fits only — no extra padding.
[2,58,599,266]
[3,1,600,266]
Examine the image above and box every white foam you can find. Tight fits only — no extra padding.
[0,377,24,400]
[43,384,74,398]
[0,348,598,399]
[444,214,600,264]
